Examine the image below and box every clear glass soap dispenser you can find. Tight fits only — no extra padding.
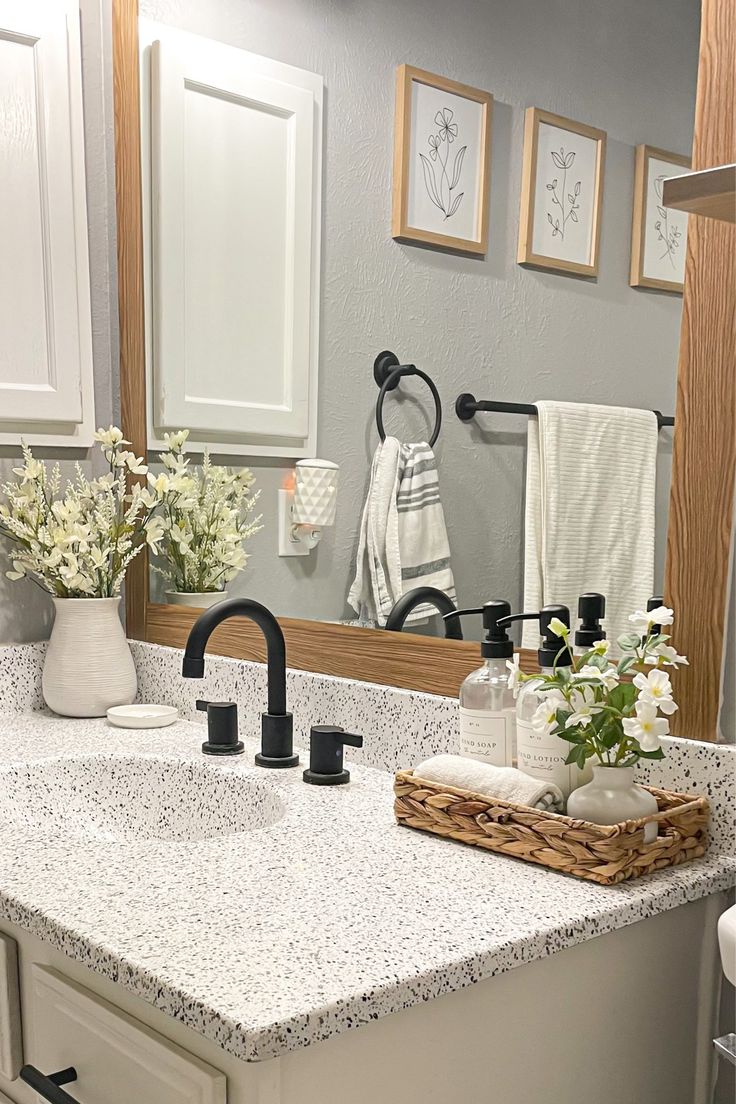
[444,600,520,768]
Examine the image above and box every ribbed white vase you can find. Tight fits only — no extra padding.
[165,591,228,609]
[42,598,137,718]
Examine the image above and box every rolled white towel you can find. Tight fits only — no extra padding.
[414,754,564,813]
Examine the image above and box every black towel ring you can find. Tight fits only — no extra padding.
[373,351,442,448]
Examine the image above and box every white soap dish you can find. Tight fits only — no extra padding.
[107,704,179,729]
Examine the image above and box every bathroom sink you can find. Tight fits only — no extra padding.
[0,756,285,842]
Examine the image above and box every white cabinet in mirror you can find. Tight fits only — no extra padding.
[0,0,95,447]
[139,20,323,458]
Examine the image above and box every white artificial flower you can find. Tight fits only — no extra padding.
[548,617,569,638]
[147,441,262,594]
[578,664,619,691]
[628,606,674,634]
[145,518,166,555]
[565,689,603,729]
[531,692,565,736]
[148,472,171,496]
[591,639,610,656]
[120,451,148,476]
[646,642,689,668]
[622,701,670,751]
[0,429,155,598]
[633,669,678,714]
[506,653,522,695]
[93,426,126,449]
[163,429,190,451]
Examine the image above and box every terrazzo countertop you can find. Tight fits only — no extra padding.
[0,708,733,1063]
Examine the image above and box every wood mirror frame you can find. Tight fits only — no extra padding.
[113,0,735,737]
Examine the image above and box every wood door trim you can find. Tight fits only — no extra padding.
[113,0,149,640]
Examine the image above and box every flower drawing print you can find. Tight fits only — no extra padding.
[653,175,682,267]
[419,107,467,220]
[546,147,581,241]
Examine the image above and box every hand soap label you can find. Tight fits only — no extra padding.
[459,708,514,767]
[515,718,576,797]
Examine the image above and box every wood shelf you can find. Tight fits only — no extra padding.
[663,163,735,223]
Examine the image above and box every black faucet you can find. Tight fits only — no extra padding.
[182,598,298,768]
[384,586,463,640]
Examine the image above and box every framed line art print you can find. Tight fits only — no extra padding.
[392,65,493,255]
[630,144,691,292]
[517,107,606,276]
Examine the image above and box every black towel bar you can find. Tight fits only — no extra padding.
[455,393,674,430]
[374,351,442,447]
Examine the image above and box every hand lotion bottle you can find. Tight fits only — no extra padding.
[444,600,519,768]
[515,604,584,800]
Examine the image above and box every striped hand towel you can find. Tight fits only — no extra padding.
[348,438,455,626]
[521,400,658,650]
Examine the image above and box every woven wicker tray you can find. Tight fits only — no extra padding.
[394,770,709,885]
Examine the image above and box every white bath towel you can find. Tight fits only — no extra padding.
[521,401,658,651]
[414,754,564,813]
[348,439,455,626]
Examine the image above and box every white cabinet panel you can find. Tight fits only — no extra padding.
[0,1,94,441]
[143,22,322,456]
[28,965,226,1104]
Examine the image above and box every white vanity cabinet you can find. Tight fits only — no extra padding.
[23,967,225,1104]
[0,0,95,448]
[0,891,727,1104]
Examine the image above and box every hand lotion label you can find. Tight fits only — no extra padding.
[459,708,515,767]
[515,718,576,797]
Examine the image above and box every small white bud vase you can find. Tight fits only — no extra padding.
[566,765,659,843]
[42,598,137,718]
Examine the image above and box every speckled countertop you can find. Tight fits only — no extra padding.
[0,707,733,1063]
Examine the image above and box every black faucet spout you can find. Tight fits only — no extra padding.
[385,587,463,640]
[182,598,297,768]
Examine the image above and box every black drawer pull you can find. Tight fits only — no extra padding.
[20,1065,80,1104]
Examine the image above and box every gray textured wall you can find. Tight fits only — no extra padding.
[0,0,118,643]
[141,0,695,639]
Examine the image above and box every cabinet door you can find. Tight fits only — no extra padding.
[27,966,226,1104]
[0,1,93,431]
[0,933,22,1081]
[150,33,317,445]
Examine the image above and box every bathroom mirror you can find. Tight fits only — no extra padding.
[114,0,736,738]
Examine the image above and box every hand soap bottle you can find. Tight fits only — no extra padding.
[444,600,518,768]
[515,604,583,800]
[574,592,606,655]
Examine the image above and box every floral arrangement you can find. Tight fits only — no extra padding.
[148,430,261,594]
[507,605,688,769]
[0,428,159,597]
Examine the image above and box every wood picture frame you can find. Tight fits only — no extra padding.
[517,107,606,277]
[630,144,691,292]
[392,64,492,255]
[114,0,736,739]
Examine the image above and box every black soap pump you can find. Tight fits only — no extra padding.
[514,605,582,801]
[575,592,606,654]
[443,601,535,767]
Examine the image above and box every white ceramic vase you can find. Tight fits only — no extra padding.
[165,591,228,609]
[42,597,137,718]
[566,764,659,843]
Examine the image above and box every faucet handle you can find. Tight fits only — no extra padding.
[196,699,244,756]
[303,725,363,786]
